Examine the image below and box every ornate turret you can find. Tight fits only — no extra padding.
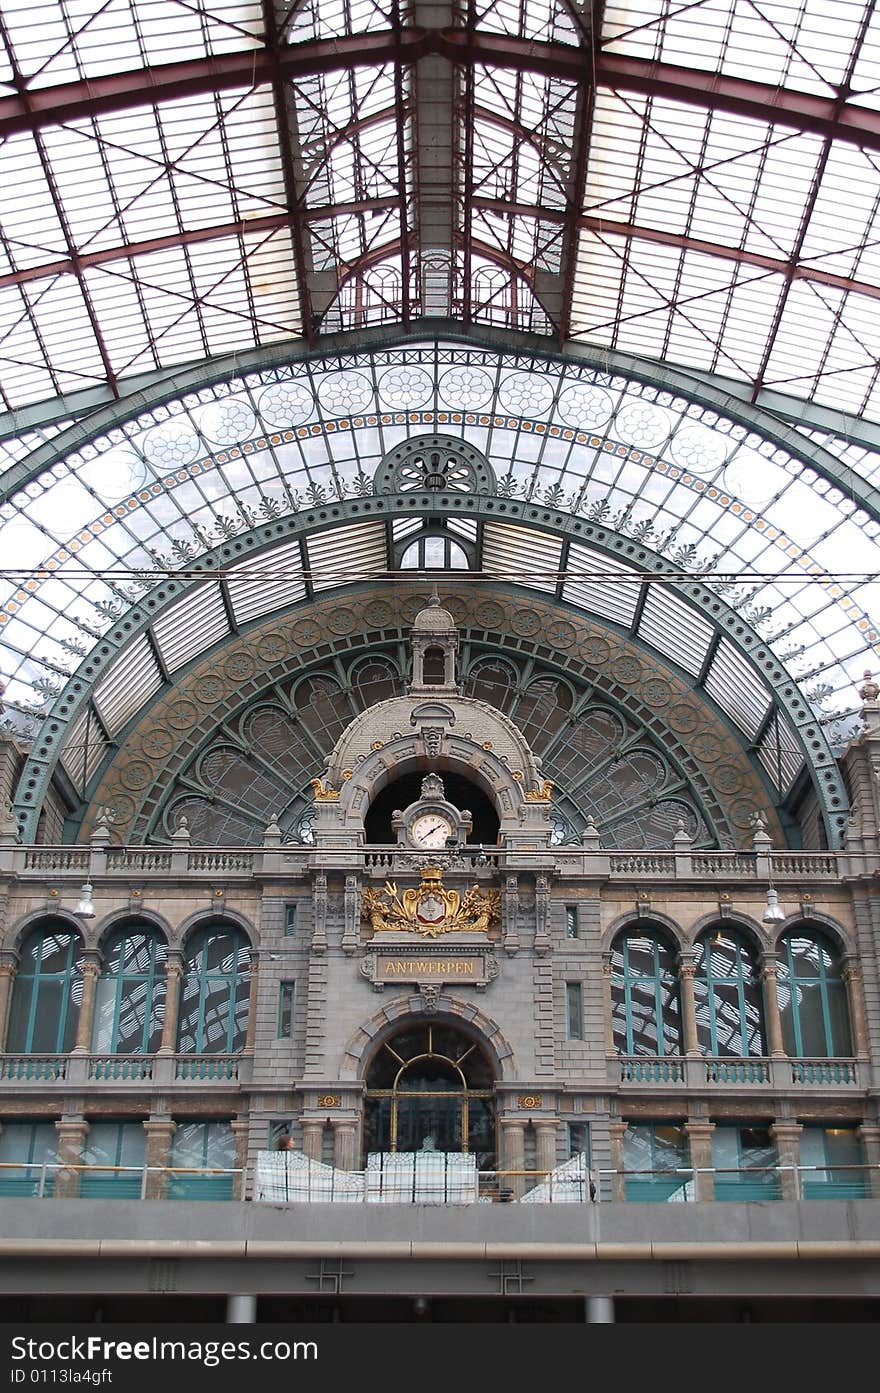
[408,589,460,695]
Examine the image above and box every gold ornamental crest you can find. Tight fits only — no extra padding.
[362,866,500,938]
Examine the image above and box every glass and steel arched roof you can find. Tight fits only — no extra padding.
[2,1,880,839]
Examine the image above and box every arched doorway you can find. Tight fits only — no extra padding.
[363,1022,497,1167]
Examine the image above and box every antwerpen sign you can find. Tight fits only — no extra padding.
[360,947,499,991]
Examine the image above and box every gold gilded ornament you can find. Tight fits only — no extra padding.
[362,866,500,938]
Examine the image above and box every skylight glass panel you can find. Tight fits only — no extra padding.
[150,582,230,672]
[226,538,308,625]
[307,521,388,591]
[92,633,162,737]
[704,637,773,738]
[563,542,641,626]
[481,522,562,594]
[60,705,109,791]
[637,587,714,676]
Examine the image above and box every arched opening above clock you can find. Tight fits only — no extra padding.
[364,771,500,846]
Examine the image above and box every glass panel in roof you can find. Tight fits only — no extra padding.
[92,633,163,737]
[1,343,878,736]
[1,0,263,88]
[637,587,714,677]
[150,582,230,672]
[600,1,869,95]
[704,637,773,739]
[472,0,581,44]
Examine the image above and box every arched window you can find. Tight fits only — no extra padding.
[694,930,765,1057]
[7,923,84,1053]
[777,932,851,1058]
[364,1022,496,1169]
[400,535,469,568]
[92,925,167,1054]
[611,931,682,1056]
[177,926,250,1055]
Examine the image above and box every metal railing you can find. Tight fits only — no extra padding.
[0,1160,875,1204]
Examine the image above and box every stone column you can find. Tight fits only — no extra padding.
[601,954,615,1055]
[678,954,699,1055]
[72,954,100,1053]
[226,1295,257,1323]
[761,954,785,1057]
[770,1120,803,1200]
[331,1118,360,1173]
[585,1295,615,1323]
[608,1120,629,1203]
[53,1117,88,1199]
[158,953,183,1054]
[244,953,259,1055]
[230,1118,250,1200]
[842,962,869,1057]
[0,954,17,1049]
[857,1122,880,1198]
[684,1119,715,1202]
[142,1117,175,1200]
[498,1116,526,1200]
[534,1118,558,1189]
[301,1119,324,1162]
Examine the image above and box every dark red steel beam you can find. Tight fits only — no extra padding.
[3,32,880,154]
[0,214,291,289]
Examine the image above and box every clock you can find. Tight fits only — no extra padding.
[411,812,455,849]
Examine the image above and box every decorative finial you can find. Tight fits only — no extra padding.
[859,670,879,703]
[428,587,441,607]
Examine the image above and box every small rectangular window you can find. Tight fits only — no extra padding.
[283,903,297,936]
[565,906,579,939]
[566,982,583,1039]
[568,1121,590,1160]
[278,982,295,1038]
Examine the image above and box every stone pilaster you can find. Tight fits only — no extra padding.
[341,874,359,955]
[534,875,550,956]
[53,1117,88,1199]
[331,1117,360,1171]
[601,954,615,1054]
[608,1120,629,1203]
[842,960,869,1056]
[158,953,183,1054]
[142,1117,175,1200]
[244,952,259,1054]
[678,954,699,1055]
[300,1119,324,1161]
[770,1120,803,1200]
[311,872,327,954]
[684,1120,715,1202]
[230,1118,250,1199]
[0,953,17,1050]
[534,1118,558,1180]
[498,1116,526,1199]
[857,1122,880,1198]
[761,954,785,1057]
[72,954,100,1053]
[503,874,519,955]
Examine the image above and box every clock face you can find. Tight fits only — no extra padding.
[411,812,454,848]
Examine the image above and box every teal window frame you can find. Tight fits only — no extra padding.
[777,933,851,1058]
[7,924,84,1054]
[623,1122,689,1201]
[611,932,682,1057]
[283,903,298,935]
[177,925,250,1055]
[0,1121,57,1196]
[711,1124,779,1200]
[81,1120,146,1198]
[277,981,295,1038]
[694,931,765,1057]
[92,925,167,1054]
[566,981,583,1039]
[800,1125,867,1198]
[168,1120,236,1200]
